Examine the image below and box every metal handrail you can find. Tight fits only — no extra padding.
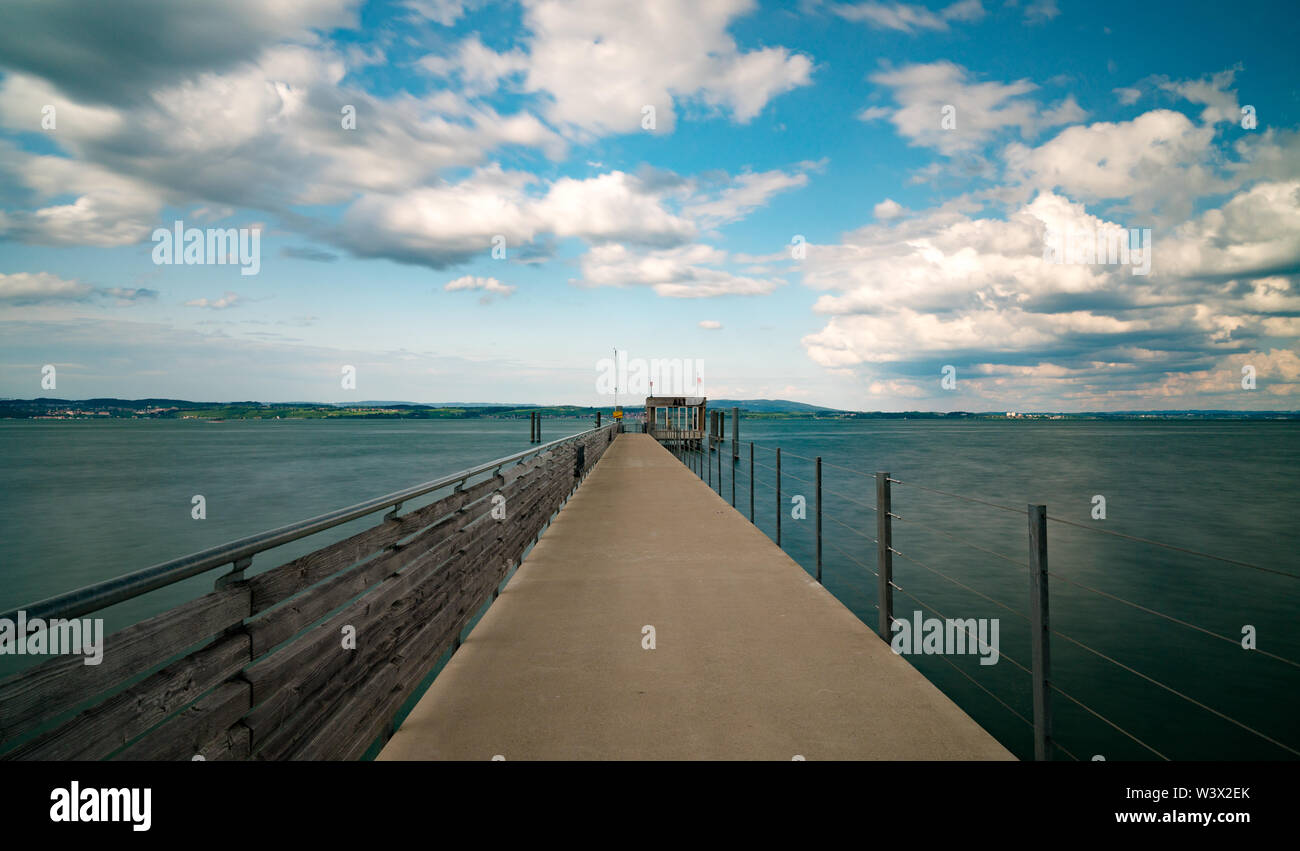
[3,425,608,623]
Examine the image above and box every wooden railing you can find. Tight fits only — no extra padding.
[0,424,619,760]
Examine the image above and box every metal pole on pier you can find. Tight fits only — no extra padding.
[816,457,822,583]
[876,472,893,641]
[776,447,782,547]
[749,442,755,524]
[1028,504,1054,761]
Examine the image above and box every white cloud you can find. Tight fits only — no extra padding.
[403,0,468,26]
[575,243,785,298]
[418,36,529,95]
[863,62,1079,155]
[699,320,723,329]
[682,165,814,228]
[829,1,985,33]
[337,167,696,268]
[0,272,94,304]
[518,0,813,136]
[1158,68,1241,125]
[0,0,360,105]
[873,198,904,220]
[444,275,517,297]
[1022,0,1060,25]
[1003,109,1223,217]
[1113,87,1141,106]
[185,291,243,310]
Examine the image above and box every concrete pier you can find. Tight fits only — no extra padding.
[380,433,1013,760]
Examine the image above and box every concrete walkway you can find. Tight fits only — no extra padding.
[379,433,1014,760]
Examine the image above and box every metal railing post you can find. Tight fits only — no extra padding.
[731,440,736,506]
[731,407,739,460]
[707,436,712,487]
[749,442,755,523]
[816,457,822,583]
[1028,504,1054,761]
[776,447,782,547]
[876,472,893,641]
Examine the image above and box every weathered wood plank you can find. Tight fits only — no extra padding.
[247,474,505,613]
[292,549,518,760]
[0,585,250,748]
[199,723,251,761]
[4,632,251,761]
[243,478,535,706]
[242,463,562,741]
[246,492,499,657]
[247,464,568,757]
[112,680,251,761]
[286,474,570,760]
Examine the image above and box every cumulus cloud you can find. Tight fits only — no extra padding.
[185,291,243,309]
[797,148,1300,408]
[873,198,905,220]
[1003,109,1224,218]
[681,164,816,228]
[0,272,156,305]
[575,243,785,298]
[828,1,985,33]
[860,61,1083,155]
[444,275,516,301]
[0,0,359,106]
[1021,0,1060,25]
[516,0,813,135]
[1157,67,1241,125]
[336,166,696,269]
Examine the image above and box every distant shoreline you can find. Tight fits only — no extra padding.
[2,399,1297,421]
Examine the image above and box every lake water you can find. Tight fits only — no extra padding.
[676,418,1299,761]
[2,416,1297,760]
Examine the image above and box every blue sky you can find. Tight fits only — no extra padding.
[1,0,1298,410]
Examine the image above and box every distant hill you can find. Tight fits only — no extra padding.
[710,399,843,413]
[3,398,1295,420]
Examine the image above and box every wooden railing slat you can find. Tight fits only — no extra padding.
[0,585,249,747]
[3,633,251,761]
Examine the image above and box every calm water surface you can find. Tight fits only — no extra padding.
[2,417,1296,760]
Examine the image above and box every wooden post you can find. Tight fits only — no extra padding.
[707,435,712,487]
[718,411,725,445]
[749,442,755,523]
[535,412,541,443]
[731,407,739,461]
[816,457,822,583]
[717,444,722,495]
[529,412,535,443]
[776,447,782,547]
[876,472,892,641]
[1028,504,1054,761]
[596,411,601,427]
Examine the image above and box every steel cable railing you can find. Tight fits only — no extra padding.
[660,426,1297,762]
